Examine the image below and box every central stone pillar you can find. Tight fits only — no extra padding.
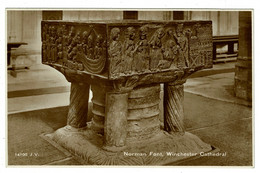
[90,84,106,134]
[104,91,129,151]
[164,80,186,134]
[126,84,161,142]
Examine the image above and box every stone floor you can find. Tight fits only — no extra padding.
[7,62,253,166]
[7,64,70,114]
[185,73,251,107]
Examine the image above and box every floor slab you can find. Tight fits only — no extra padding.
[185,72,252,107]
[7,92,252,166]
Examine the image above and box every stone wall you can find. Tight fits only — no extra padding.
[7,10,239,54]
[234,11,252,101]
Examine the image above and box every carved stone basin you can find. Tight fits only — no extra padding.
[41,20,214,165]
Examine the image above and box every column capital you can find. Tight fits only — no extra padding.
[111,76,139,93]
[167,79,187,86]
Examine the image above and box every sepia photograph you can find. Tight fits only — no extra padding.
[6,8,253,167]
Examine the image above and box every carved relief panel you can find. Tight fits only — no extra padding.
[42,21,107,74]
[107,21,212,79]
[42,21,212,80]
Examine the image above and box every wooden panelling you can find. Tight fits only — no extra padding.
[210,11,219,36]
[230,11,239,35]
[138,11,164,20]
[7,10,239,54]
[23,11,42,44]
[137,11,238,36]
[63,11,123,20]
[173,11,184,20]
[7,11,23,42]
[42,11,62,20]
[163,11,173,20]
[63,11,80,20]
[7,11,42,51]
[123,11,138,20]
[190,11,238,36]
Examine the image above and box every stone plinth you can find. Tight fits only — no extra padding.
[41,20,214,165]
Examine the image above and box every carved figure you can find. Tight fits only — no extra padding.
[72,31,81,48]
[42,24,48,42]
[81,33,106,74]
[68,26,76,45]
[70,31,81,50]
[50,37,56,62]
[50,26,58,62]
[108,28,122,75]
[48,26,53,61]
[55,35,62,62]
[59,25,68,64]
[57,42,63,61]
[87,34,94,59]
[94,34,105,60]
[68,47,77,60]
[173,24,189,68]
[75,43,84,62]
[46,35,51,62]
[122,27,136,74]
[62,26,69,47]
[149,27,165,71]
[42,24,48,41]
[82,31,89,54]
[191,23,200,39]
[158,29,179,69]
[159,41,179,69]
[42,40,47,62]
[134,26,149,73]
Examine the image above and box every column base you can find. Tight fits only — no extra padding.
[42,126,215,165]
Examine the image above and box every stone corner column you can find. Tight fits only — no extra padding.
[163,79,186,135]
[67,82,90,128]
[103,91,129,152]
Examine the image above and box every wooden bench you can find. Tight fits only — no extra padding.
[213,35,238,63]
[7,42,28,77]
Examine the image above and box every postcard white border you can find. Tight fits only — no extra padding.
[1,0,258,173]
